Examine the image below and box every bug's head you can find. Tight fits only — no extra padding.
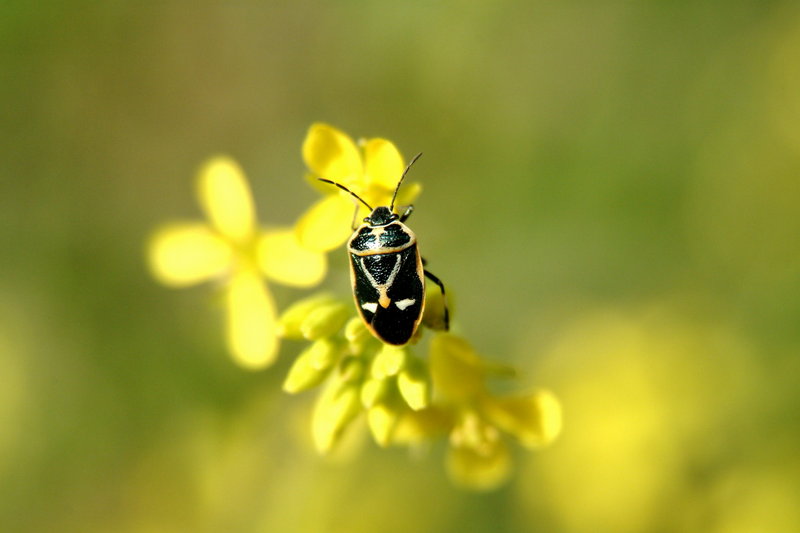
[365,206,397,226]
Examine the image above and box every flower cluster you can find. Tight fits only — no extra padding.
[146,123,561,490]
[279,293,561,490]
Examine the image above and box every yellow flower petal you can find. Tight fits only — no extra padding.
[483,390,563,449]
[360,378,390,409]
[371,344,406,379]
[304,171,343,196]
[300,301,350,340]
[312,379,362,454]
[422,279,450,331]
[225,270,278,369]
[363,138,404,190]
[283,339,339,394]
[429,333,486,402]
[392,408,452,444]
[302,123,363,183]
[397,359,430,411]
[446,436,511,491]
[344,316,371,351]
[276,293,337,339]
[258,229,327,287]
[196,156,256,243]
[147,223,232,287]
[367,403,399,447]
[339,356,365,383]
[296,195,357,252]
[393,181,422,208]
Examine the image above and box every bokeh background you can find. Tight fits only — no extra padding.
[3,2,800,532]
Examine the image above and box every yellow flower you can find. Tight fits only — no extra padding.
[279,294,435,450]
[447,411,512,491]
[430,333,562,490]
[147,156,326,369]
[296,123,423,252]
[280,297,561,488]
[145,124,562,492]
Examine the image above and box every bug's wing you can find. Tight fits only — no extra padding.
[350,252,381,325]
[372,246,425,344]
[350,247,425,345]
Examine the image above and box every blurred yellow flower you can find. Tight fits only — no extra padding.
[296,123,423,252]
[147,156,326,369]
[516,307,769,532]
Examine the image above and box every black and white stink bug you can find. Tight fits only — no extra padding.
[319,154,449,346]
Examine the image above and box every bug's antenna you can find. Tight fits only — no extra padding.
[317,178,374,211]
[390,152,422,212]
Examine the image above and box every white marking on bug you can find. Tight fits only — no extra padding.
[361,302,378,313]
[359,254,402,308]
[395,298,416,310]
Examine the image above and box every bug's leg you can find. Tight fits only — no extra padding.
[423,268,449,331]
[398,205,414,222]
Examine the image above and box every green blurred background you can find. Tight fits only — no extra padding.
[2,2,800,532]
